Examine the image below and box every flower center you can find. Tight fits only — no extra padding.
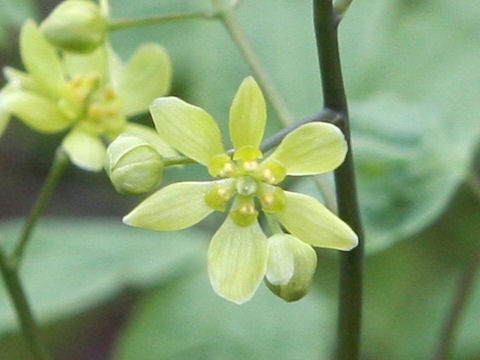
[206,151,288,226]
[58,73,124,135]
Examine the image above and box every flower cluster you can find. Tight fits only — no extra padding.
[122,77,358,303]
[0,3,174,171]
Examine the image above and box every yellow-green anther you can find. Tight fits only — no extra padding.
[259,184,286,213]
[41,0,107,53]
[242,160,259,173]
[235,176,257,196]
[257,158,286,185]
[106,133,164,195]
[230,196,258,227]
[208,153,235,177]
[205,180,234,211]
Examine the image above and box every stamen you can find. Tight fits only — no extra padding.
[219,162,234,177]
[263,168,276,184]
[263,193,275,206]
[217,187,230,200]
[243,160,258,172]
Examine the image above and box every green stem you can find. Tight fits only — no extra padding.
[108,11,218,31]
[333,0,353,16]
[212,0,295,126]
[12,147,69,268]
[313,1,364,359]
[0,249,52,360]
[432,240,480,360]
[432,176,480,360]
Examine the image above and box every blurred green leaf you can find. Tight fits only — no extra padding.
[0,0,37,49]
[108,0,480,252]
[0,217,206,337]
[363,185,480,359]
[113,271,335,360]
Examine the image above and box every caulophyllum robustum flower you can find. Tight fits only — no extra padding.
[123,76,358,304]
[0,15,175,171]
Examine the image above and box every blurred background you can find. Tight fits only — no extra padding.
[1,0,480,359]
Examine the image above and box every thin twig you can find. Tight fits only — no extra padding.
[12,147,69,268]
[432,175,480,360]
[108,11,218,31]
[0,249,52,360]
[313,0,365,359]
[212,0,295,126]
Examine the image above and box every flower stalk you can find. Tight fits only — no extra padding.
[12,147,69,268]
[0,249,52,360]
[313,0,364,359]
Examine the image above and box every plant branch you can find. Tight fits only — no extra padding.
[432,174,480,360]
[212,0,295,126]
[12,147,69,268]
[433,239,480,360]
[163,109,340,167]
[0,249,52,360]
[313,1,365,359]
[108,11,218,31]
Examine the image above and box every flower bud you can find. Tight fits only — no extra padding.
[41,0,106,53]
[106,133,164,195]
[265,234,317,302]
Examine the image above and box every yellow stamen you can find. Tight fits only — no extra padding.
[219,162,234,177]
[263,193,275,206]
[243,160,258,172]
[263,168,276,184]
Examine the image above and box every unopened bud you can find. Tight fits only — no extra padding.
[106,133,164,195]
[265,234,317,302]
[41,0,106,53]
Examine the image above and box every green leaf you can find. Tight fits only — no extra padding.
[229,76,266,151]
[276,191,358,251]
[150,97,225,166]
[0,0,38,50]
[116,43,172,116]
[208,216,268,304]
[62,127,106,171]
[109,0,480,253]
[113,272,335,360]
[123,181,215,231]
[0,218,206,337]
[267,122,347,176]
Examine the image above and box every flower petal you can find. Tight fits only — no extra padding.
[276,191,358,250]
[117,44,172,116]
[124,123,178,157]
[63,45,107,80]
[1,90,71,133]
[265,234,295,285]
[229,76,266,151]
[267,122,347,175]
[0,104,10,138]
[150,97,225,166]
[208,216,268,304]
[123,181,216,231]
[62,127,106,171]
[20,20,65,95]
